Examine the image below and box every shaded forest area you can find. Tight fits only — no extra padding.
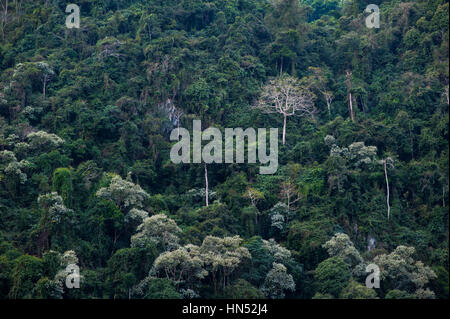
[0,0,448,299]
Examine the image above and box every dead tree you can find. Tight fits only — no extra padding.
[254,76,316,145]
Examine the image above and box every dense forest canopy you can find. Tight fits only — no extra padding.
[0,0,448,299]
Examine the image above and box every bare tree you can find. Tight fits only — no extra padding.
[379,157,394,220]
[280,180,300,210]
[254,76,316,145]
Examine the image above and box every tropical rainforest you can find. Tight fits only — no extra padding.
[0,0,448,299]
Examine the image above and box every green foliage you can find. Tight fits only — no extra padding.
[52,168,73,206]
[0,0,447,299]
[106,246,158,299]
[385,290,416,299]
[142,278,181,299]
[9,255,44,299]
[314,256,351,297]
[340,280,378,299]
[222,279,265,299]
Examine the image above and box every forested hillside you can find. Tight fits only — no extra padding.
[0,0,448,299]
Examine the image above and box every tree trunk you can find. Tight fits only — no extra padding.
[43,77,47,99]
[282,114,287,145]
[384,161,390,220]
[348,92,355,122]
[279,58,283,77]
[326,96,331,117]
[445,86,449,106]
[204,162,209,207]
[345,70,355,122]
[287,192,290,209]
[443,184,446,207]
[1,0,7,41]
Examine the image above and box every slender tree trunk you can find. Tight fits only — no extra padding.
[325,96,331,117]
[287,192,290,210]
[443,184,446,207]
[409,124,414,160]
[282,114,287,145]
[43,78,46,99]
[345,70,355,122]
[204,162,209,207]
[384,161,390,220]
[348,92,355,122]
[280,58,283,77]
[445,86,449,106]
[1,0,8,41]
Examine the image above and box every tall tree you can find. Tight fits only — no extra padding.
[379,157,394,220]
[254,76,316,145]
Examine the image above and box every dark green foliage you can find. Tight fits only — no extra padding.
[0,0,447,299]
[143,278,181,299]
[385,290,416,299]
[222,279,265,299]
[9,255,44,299]
[314,256,351,297]
[52,167,73,206]
[106,246,158,299]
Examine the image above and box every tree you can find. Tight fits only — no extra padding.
[52,250,82,299]
[254,76,316,145]
[385,289,416,299]
[200,235,251,294]
[204,163,209,207]
[26,131,64,153]
[379,157,394,219]
[36,62,54,99]
[150,244,207,289]
[0,0,8,41]
[268,202,293,237]
[131,214,181,251]
[262,238,292,265]
[243,187,264,225]
[304,67,334,117]
[314,256,351,297]
[322,233,363,269]
[35,192,73,254]
[280,180,300,209]
[261,262,295,299]
[142,278,181,299]
[106,246,158,299]
[340,280,378,299]
[52,168,73,207]
[373,246,437,298]
[222,279,264,299]
[0,150,30,197]
[96,174,150,211]
[9,255,43,299]
[345,70,355,122]
[132,276,181,299]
